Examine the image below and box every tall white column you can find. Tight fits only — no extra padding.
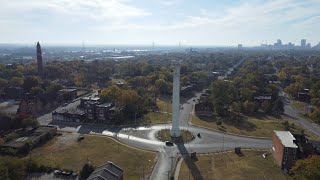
[171,61,181,137]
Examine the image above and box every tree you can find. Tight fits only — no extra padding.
[309,108,320,124]
[155,78,169,95]
[47,83,63,95]
[30,86,44,96]
[273,98,284,113]
[22,76,40,92]
[212,80,236,116]
[10,77,23,86]
[230,102,241,114]
[291,155,320,179]
[0,78,8,92]
[282,120,290,131]
[148,85,158,105]
[261,101,272,113]
[100,85,121,104]
[277,70,287,81]
[243,101,255,114]
[216,121,222,126]
[21,117,39,128]
[0,137,4,146]
[0,161,9,180]
[311,98,320,108]
[80,162,95,178]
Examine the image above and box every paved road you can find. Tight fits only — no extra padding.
[279,89,320,137]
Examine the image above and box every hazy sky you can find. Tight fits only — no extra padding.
[0,0,319,46]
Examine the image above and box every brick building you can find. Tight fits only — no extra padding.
[57,89,77,102]
[272,131,298,172]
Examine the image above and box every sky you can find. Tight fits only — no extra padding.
[0,0,320,46]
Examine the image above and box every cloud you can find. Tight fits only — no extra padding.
[0,0,150,21]
[0,0,319,45]
[154,0,183,6]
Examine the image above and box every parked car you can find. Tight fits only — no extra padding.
[197,133,201,138]
[165,141,174,146]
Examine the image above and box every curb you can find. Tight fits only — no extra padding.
[85,133,157,154]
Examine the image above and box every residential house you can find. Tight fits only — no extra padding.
[297,89,310,102]
[58,89,77,102]
[4,86,24,99]
[253,95,272,106]
[195,92,213,115]
[87,161,123,180]
[272,131,298,172]
[96,103,114,123]
[52,109,85,123]
[80,97,100,108]
[17,93,59,117]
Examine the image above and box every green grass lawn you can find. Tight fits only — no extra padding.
[192,113,319,140]
[291,100,307,113]
[178,150,286,180]
[156,98,172,113]
[29,134,156,179]
[122,112,171,125]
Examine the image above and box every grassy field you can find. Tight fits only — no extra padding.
[156,98,172,113]
[122,112,171,125]
[29,134,156,179]
[192,113,319,140]
[178,151,286,180]
[291,100,307,113]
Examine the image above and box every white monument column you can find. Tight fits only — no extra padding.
[170,60,181,137]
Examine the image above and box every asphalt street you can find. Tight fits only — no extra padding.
[279,89,320,136]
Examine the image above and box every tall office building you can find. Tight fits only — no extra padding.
[301,39,306,48]
[306,43,311,49]
[36,42,43,76]
[277,39,282,46]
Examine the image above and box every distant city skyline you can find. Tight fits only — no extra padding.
[0,0,320,46]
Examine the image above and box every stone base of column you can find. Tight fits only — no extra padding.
[170,128,181,138]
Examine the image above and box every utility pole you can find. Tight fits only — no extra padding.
[117,133,119,152]
[142,165,145,180]
[222,134,224,151]
[135,112,137,125]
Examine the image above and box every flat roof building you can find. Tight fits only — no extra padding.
[272,131,298,172]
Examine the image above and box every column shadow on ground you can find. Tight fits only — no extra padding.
[177,143,204,180]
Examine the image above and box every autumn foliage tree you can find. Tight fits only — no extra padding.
[291,155,320,179]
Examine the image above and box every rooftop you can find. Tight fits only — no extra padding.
[274,131,298,148]
[82,97,100,101]
[59,88,77,92]
[87,161,123,180]
[97,103,113,108]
